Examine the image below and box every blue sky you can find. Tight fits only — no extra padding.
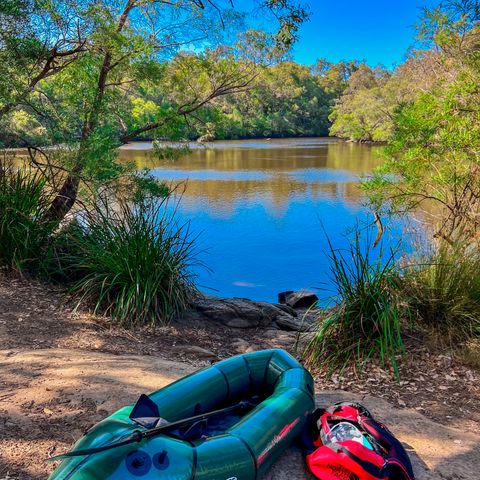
[275,0,438,67]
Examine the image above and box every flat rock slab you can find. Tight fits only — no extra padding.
[185,295,309,331]
[1,349,479,480]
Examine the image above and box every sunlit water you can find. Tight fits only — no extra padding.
[120,138,411,302]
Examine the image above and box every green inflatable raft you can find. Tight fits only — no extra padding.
[48,349,314,480]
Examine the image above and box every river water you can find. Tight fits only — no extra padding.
[120,137,410,302]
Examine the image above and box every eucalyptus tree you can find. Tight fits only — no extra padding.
[364,0,480,242]
[0,0,88,120]
[0,0,308,221]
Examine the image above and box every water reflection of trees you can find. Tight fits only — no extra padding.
[119,140,378,218]
[176,179,363,218]
[121,141,381,174]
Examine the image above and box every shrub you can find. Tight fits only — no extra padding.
[0,157,55,272]
[303,231,405,375]
[403,241,480,339]
[55,197,199,326]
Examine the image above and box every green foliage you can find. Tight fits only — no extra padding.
[328,64,413,142]
[403,242,480,339]
[364,42,480,239]
[197,59,347,139]
[0,156,55,271]
[355,1,480,244]
[302,225,480,374]
[0,0,91,124]
[0,0,316,330]
[262,0,310,51]
[130,170,170,203]
[328,0,480,144]
[0,0,309,224]
[54,198,198,326]
[303,231,405,375]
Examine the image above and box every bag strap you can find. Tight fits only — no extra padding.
[327,401,372,418]
[300,408,325,455]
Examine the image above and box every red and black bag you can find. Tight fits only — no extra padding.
[301,402,415,480]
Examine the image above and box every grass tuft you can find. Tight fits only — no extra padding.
[0,156,55,272]
[403,241,480,340]
[55,197,199,326]
[303,230,406,376]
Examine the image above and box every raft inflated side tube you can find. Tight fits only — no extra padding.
[48,349,315,480]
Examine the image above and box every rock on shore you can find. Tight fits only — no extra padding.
[182,293,317,331]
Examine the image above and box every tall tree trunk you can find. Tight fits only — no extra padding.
[43,0,136,224]
[45,174,80,222]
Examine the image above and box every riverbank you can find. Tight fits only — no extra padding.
[1,275,479,478]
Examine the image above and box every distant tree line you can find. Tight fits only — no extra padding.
[183,58,359,139]
[330,1,480,143]
[0,47,360,145]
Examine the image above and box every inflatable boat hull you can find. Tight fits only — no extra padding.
[49,349,315,480]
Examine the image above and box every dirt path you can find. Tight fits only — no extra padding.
[1,348,479,480]
[1,275,479,429]
[1,276,480,479]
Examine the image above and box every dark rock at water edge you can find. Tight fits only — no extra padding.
[279,290,319,309]
[181,294,314,332]
[278,291,294,304]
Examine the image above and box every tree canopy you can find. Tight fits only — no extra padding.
[0,0,310,220]
[360,0,480,241]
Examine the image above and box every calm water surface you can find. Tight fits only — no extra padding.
[120,138,408,302]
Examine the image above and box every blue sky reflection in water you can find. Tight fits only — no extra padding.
[120,138,412,302]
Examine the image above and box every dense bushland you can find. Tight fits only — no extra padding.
[332,1,480,249]
[304,0,480,374]
[199,59,357,139]
[329,2,480,145]
[0,54,357,145]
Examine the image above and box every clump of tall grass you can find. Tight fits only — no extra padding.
[0,157,55,272]
[303,231,405,375]
[403,241,480,339]
[56,197,199,326]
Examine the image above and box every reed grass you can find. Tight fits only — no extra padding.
[403,241,480,339]
[0,158,55,272]
[303,230,405,376]
[56,197,199,326]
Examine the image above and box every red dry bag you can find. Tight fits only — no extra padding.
[301,402,415,480]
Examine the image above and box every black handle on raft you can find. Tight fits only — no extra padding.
[47,400,254,461]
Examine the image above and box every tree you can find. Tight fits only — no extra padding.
[312,58,358,97]
[329,64,395,142]
[0,0,308,221]
[0,0,87,120]
[363,1,480,242]
[192,57,353,140]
